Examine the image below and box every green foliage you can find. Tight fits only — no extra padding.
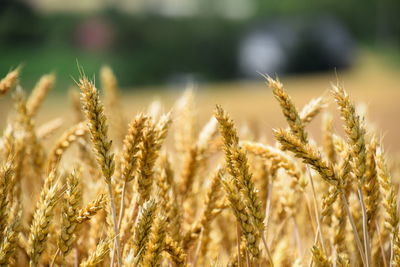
[0,13,243,90]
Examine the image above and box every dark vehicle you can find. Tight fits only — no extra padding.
[239,16,356,78]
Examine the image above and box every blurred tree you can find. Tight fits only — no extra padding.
[253,0,400,45]
[0,0,42,45]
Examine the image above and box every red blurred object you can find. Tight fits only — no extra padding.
[74,18,114,51]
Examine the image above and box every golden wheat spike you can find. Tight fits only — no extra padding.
[266,75,307,142]
[58,171,82,258]
[28,172,59,266]
[0,67,20,97]
[27,73,56,117]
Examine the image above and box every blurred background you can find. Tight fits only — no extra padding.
[1,0,400,87]
[1,0,400,149]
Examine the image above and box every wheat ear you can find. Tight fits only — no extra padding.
[28,171,59,266]
[183,168,223,250]
[77,73,120,266]
[332,152,353,256]
[79,239,110,267]
[47,122,87,171]
[0,210,21,266]
[136,121,158,206]
[76,194,105,223]
[37,117,64,140]
[164,235,187,266]
[142,214,167,267]
[376,147,399,265]
[155,154,172,216]
[174,88,196,155]
[58,171,82,258]
[332,84,367,184]
[121,114,147,183]
[100,65,126,144]
[69,88,84,122]
[26,73,55,117]
[136,115,171,207]
[78,75,115,183]
[117,114,147,229]
[0,67,20,97]
[215,106,264,231]
[242,141,305,191]
[13,86,45,173]
[132,198,157,263]
[364,138,380,236]
[274,128,339,186]
[333,84,370,265]
[179,144,199,198]
[275,128,367,264]
[311,246,331,267]
[221,175,260,263]
[0,162,13,235]
[266,75,307,142]
[322,113,336,163]
[299,96,326,125]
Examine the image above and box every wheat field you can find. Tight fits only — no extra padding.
[0,58,400,267]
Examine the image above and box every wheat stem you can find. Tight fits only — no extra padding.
[108,183,121,267]
[358,187,371,267]
[307,165,327,254]
[261,232,274,267]
[340,190,367,266]
[236,221,243,267]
